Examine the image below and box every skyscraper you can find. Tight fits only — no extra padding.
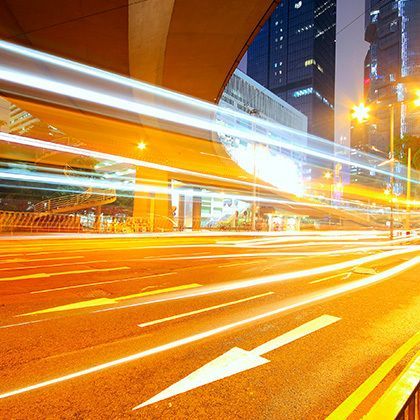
[364,0,420,153]
[247,0,337,141]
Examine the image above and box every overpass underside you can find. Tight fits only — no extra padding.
[0,95,376,230]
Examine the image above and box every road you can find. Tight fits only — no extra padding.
[0,231,418,419]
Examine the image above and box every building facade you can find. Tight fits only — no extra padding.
[247,0,337,141]
[364,0,420,153]
[218,69,309,191]
[220,69,308,131]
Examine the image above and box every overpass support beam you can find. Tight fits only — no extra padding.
[133,168,173,231]
[192,192,202,231]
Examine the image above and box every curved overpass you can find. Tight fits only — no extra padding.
[0,1,375,227]
[1,0,279,101]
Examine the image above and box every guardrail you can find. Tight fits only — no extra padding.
[0,211,177,233]
[0,211,83,233]
[365,353,420,420]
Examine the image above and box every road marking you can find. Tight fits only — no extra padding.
[151,246,416,261]
[0,266,129,282]
[21,283,201,315]
[97,253,420,315]
[144,252,210,259]
[309,272,350,284]
[138,292,274,327]
[218,260,262,268]
[30,272,177,294]
[326,332,420,419]
[353,266,377,275]
[0,256,84,265]
[1,257,417,401]
[134,315,340,409]
[0,260,108,272]
[365,352,420,419]
[0,319,50,329]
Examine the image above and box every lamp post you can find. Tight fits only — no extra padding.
[405,147,411,231]
[251,140,257,231]
[389,104,395,240]
[351,94,419,239]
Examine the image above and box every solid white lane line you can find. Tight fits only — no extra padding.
[0,260,108,272]
[138,292,274,327]
[0,256,84,265]
[0,257,418,401]
[218,260,262,268]
[30,272,177,294]
[0,266,130,282]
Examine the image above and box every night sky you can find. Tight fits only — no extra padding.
[335,0,369,146]
[238,0,369,145]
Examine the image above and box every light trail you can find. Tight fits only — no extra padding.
[0,40,417,185]
[0,256,417,401]
[1,156,409,217]
[95,246,420,313]
[0,132,273,193]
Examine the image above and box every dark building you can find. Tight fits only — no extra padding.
[247,0,337,142]
[364,0,420,154]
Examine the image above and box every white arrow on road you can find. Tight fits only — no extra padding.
[133,314,340,410]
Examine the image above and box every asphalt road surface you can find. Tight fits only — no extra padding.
[0,231,419,419]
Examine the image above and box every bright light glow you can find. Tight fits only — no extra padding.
[414,90,420,107]
[137,142,146,151]
[352,103,370,123]
[324,171,332,179]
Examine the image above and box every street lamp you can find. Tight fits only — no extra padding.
[351,95,419,239]
[352,103,370,123]
[137,141,147,150]
[414,90,420,107]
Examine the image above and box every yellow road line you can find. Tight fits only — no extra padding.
[365,352,420,419]
[309,272,350,284]
[30,272,176,294]
[139,292,274,327]
[0,266,129,282]
[326,332,420,419]
[0,260,107,272]
[21,283,202,316]
[218,260,262,268]
[0,256,84,264]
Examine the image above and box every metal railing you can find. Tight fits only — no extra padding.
[0,211,83,233]
[365,353,420,420]
[33,187,116,213]
[0,211,176,233]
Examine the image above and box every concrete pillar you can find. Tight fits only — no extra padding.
[192,193,202,231]
[95,206,102,232]
[178,194,185,231]
[133,167,172,231]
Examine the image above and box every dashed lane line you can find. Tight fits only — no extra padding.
[0,257,417,401]
[30,272,177,294]
[138,292,274,327]
[0,266,130,282]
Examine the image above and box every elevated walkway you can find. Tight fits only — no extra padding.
[33,187,116,214]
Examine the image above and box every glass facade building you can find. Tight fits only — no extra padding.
[247,0,337,142]
[364,0,420,153]
[218,69,308,196]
